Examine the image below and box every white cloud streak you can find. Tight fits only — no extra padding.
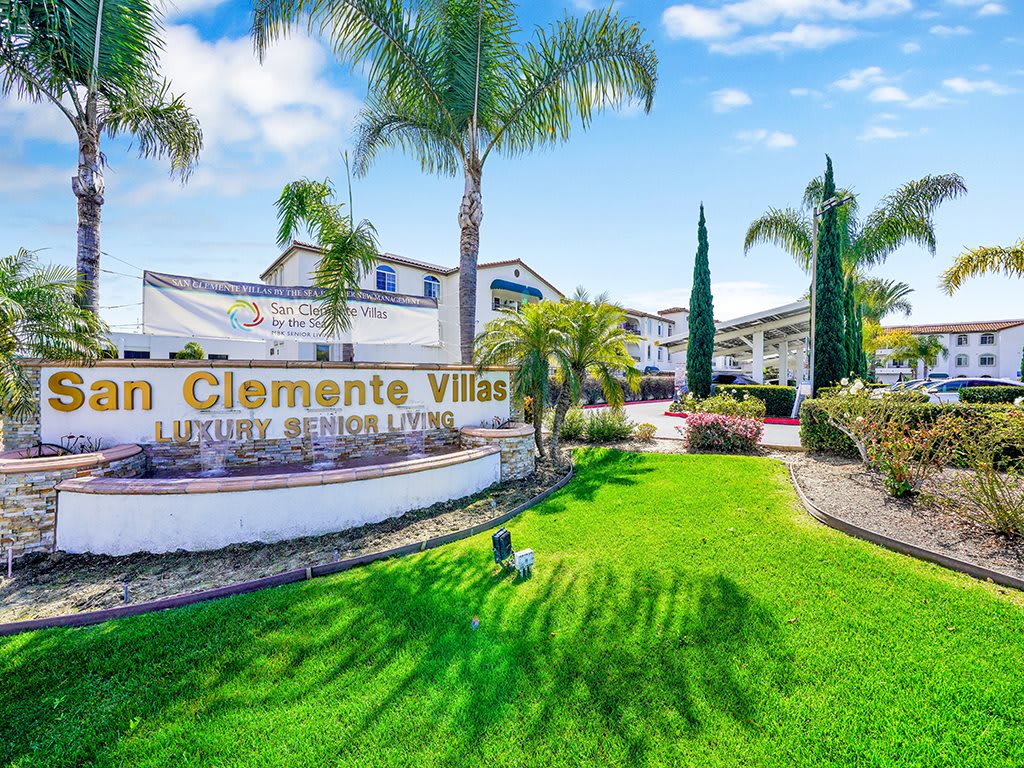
[711,87,753,112]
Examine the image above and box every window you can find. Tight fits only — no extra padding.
[423,275,440,300]
[375,265,396,292]
[890,359,905,368]
[657,323,663,336]
[956,334,969,346]
[315,344,330,362]
[647,346,651,360]
[980,354,996,367]
[208,354,228,360]
[955,354,969,367]
[124,350,150,359]
[980,334,995,346]
[657,348,663,361]
[492,296,500,311]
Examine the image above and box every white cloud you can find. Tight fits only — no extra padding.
[161,0,229,20]
[662,0,909,52]
[710,87,753,112]
[622,281,797,322]
[735,128,798,149]
[869,85,909,102]
[858,125,911,141]
[901,41,921,53]
[943,76,1015,94]
[906,91,954,108]
[978,3,1008,15]
[0,95,79,145]
[930,24,972,35]
[833,65,888,90]
[790,87,824,97]
[710,24,856,54]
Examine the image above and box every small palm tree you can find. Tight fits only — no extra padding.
[940,239,1024,294]
[474,301,559,459]
[548,289,639,463]
[856,278,914,324]
[274,177,380,337]
[0,249,113,418]
[253,0,658,363]
[1,0,203,313]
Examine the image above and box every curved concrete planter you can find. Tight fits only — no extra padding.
[789,464,1024,592]
[0,462,575,637]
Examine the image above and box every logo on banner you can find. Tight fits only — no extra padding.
[227,300,264,331]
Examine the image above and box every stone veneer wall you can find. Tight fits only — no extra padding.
[0,366,41,453]
[0,445,148,558]
[460,424,536,481]
[145,428,461,474]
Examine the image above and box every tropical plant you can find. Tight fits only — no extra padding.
[547,290,640,463]
[813,156,848,392]
[0,249,113,418]
[252,0,658,363]
[882,332,947,378]
[687,203,715,399]
[174,341,205,360]
[274,176,380,338]
[0,0,203,313]
[856,278,914,324]
[474,300,559,458]
[940,239,1024,294]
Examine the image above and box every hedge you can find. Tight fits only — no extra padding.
[715,385,796,418]
[799,398,1024,466]
[547,375,676,406]
[960,386,1024,404]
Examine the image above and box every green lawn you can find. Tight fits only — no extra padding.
[3,450,1024,767]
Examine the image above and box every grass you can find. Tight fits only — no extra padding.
[3,449,1024,767]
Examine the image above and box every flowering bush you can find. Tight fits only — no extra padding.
[683,413,763,454]
[669,392,766,420]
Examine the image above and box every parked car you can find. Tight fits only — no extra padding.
[924,377,1024,404]
[676,372,760,396]
[642,366,661,375]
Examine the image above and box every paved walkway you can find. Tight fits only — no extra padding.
[597,401,803,449]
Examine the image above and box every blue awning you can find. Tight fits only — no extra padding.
[490,279,543,300]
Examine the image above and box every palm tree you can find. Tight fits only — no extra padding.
[547,289,639,463]
[940,239,1024,294]
[1,249,113,418]
[274,176,380,337]
[474,300,558,459]
[856,277,914,324]
[887,333,946,379]
[1,0,203,313]
[252,0,658,363]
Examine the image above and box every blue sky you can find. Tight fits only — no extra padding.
[1,0,1021,333]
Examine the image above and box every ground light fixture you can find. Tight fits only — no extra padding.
[492,528,534,577]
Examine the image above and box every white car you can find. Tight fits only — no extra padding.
[924,377,1024,404]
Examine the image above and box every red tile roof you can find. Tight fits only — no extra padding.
[658,306,688,315]
[883,320,1024,335]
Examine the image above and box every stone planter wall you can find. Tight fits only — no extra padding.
[0,444,147,558]
[460,424,536,481]
[0,367,41,453]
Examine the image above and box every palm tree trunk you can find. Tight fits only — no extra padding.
[548,384,573,466]
[532,387,546,460]
[458,162,483,364]
[72,106,104,314]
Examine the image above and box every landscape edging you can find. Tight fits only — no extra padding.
[0,462,575,637]
[788,463,1024,592]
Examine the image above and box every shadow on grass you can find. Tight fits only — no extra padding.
[539,448,654,514]
[0,539,794,766]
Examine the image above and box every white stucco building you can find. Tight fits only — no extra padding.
[622,308,680,371]
[874,320,1024,382]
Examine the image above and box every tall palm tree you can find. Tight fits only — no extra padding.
[0,249,113,418]
[252,0,658,363]
[1,0,203,313]
[274,176,380,337]
[940,239,1024,294]
[474,300,558,458]
[547,289,639,463]
[856,277,914,324]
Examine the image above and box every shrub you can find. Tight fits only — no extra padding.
[548,375,674,406]
[942,461,1024,537]
[555,407,587,441]
[683,413,763,454]
[584,407,636,442]
[799,399,860,458]
[960,386,1024,405]
[669,393,766,420]
[633,423,657,442]
[717,385,796,418]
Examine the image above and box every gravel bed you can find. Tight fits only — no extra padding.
[790,454,1024,581]
[0,462,568,624]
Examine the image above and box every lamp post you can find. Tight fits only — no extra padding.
[808,194,853,390]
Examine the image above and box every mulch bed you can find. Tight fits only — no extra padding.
[790,453,1024,582]
[0,462,567,624]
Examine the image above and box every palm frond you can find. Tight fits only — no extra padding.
[101,77,202,180]
[855,277,914,323]
[940,239,1024,294]
[351,92,463,176]
[485,7,657,160]
[743,207,812,271]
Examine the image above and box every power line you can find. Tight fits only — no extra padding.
[100,301,142,310]
[99,268,143,280]
[100,250,144,273]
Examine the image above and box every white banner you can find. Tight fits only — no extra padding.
[143,271,440,345]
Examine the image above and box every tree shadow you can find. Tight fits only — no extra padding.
[539,448,653,514]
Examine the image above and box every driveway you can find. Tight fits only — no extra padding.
[591,401,803,449]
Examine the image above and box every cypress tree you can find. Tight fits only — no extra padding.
[813,156,848,393]
[843,275,859,378]
[687,204,715,399]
